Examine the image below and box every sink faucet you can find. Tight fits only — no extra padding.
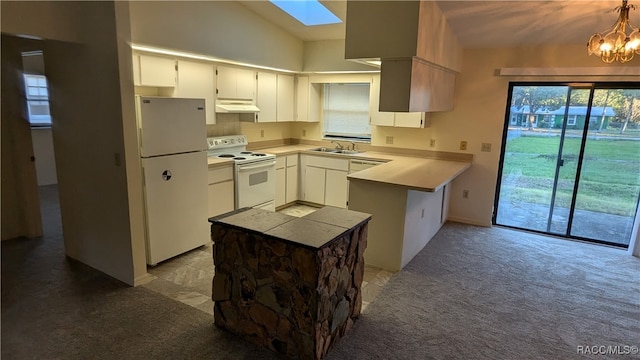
[349,141,357,151]
[331,140,346,150]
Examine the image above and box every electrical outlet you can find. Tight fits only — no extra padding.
[460,141,467,151]
[302,129,306,137]
[429,139,436,148]
[462,190,469,199]
[481,143,492,152]
[260,130,264,138]
[386,136,394,144]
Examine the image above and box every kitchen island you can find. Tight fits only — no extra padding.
[210,206,371,360]
[348,158,471,270]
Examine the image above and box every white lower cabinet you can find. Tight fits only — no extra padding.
[301,155,349,208]
[285,161,298,203]
[325,169,348,208]
[275,157,286,207]
[208,165,235,218]
[304,166,326,204]
[275,154,299,208]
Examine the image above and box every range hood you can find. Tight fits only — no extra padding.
[215,99,260,113]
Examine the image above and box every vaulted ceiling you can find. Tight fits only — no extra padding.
[238,0,632,48]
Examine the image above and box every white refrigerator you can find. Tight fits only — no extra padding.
[136,96,209,265]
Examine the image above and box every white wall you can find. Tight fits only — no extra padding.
[1,1,147,285]
[433,45,635,227]
[31,128,58,185]
[129,1,304,71]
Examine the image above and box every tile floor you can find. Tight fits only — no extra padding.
[141,204,395,315]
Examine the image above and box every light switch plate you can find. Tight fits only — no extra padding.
[481,143,492,152]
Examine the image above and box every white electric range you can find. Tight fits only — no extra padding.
[207,135,276,211]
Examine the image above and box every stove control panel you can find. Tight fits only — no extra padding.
[207,135,247,150]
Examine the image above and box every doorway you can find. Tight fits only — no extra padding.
[494,83,640,247]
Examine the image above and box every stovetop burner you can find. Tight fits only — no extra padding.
[207,135,276,165]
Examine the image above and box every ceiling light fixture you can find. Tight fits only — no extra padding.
[587,0,640,63]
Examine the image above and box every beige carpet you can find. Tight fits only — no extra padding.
[3,186,638,359]
[328,222,640,359]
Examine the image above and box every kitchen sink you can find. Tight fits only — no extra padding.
[309,147,364,155]
[309,147,339,153]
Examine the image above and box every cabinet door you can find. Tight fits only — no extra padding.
[138,54,176,87]
[216,66,236,99]
[286,165,298,203]
[208,180,235,218]
[275,167,286,207]
[394,112,424,128]
[369,74,394,126]
[256,72,277,123]
[236,68,256,100]
[325,169,348,208]
[295,76,309,121]
[277,74,295,122]
[177,60,216,125]
[304,166,325,204]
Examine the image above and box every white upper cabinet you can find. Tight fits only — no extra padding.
[256,72,277,123]
[216,65,255,100]
[295,76,320,122]
[369,74,428,128]
[176,60,216,125]
[134,54,176,87]
[276,74,295,122]
[369,74,394,126]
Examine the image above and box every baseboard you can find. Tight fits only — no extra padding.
[446,216,492,227]
[133,272,157,287]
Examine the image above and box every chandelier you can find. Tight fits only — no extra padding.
[587,0,640,63]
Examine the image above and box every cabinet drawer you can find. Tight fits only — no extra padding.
[208,166,234,184]
[305,155,349,171]
[276,156,286,169]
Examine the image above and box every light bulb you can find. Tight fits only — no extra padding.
[628,29,640,53]
[588,33,604,55]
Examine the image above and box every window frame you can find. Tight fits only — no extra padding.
[23,73,52,127]
[321,82,372,143]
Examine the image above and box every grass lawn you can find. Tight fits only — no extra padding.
[500,134,640,216]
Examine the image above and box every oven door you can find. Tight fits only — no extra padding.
[236,160,276,210]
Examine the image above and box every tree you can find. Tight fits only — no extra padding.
[619,92,640,134]
[511,86,567,130]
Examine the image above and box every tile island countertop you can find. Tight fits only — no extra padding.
[210,206,372,249]
[256,144,472,192]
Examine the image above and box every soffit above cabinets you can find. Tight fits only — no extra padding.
[236,0,624,49]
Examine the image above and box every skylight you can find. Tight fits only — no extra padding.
[269,0,342,26]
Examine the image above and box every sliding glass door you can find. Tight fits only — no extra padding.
[494,83,640,247]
